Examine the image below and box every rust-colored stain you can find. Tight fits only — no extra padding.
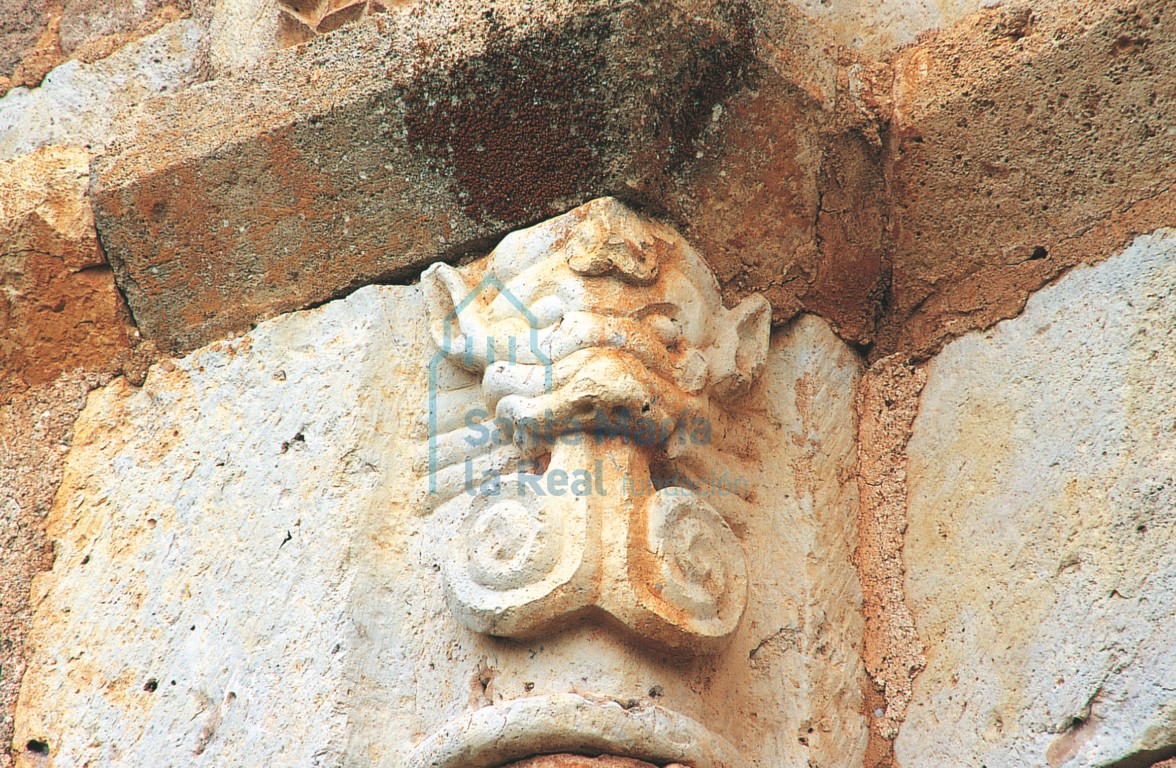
[0,214,137,398]
[853,356,927,768]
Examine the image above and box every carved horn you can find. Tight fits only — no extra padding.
[422,262,490,370]
[709,294,772,401]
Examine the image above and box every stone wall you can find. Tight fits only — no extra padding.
[1,1,1173,766]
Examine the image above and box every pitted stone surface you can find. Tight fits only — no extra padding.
[897,229,1176,767]
[0,20,203,160]
[875,0,1176,360]
[786,0,1001,54]
[12,288,401,766]
[14,256,866,767]
[0,146,139,395]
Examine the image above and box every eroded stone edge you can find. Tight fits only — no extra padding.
[404,693,752,768]
[852,355,927,768]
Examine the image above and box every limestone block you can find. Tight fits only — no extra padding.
[0,146,135,394]
[57,0,191,54]
[207,0,289,75]
[876,0,1176,358]
[785,0,999,54]
[0,146,96,262]
[0,372,121,768]
[0,20,204,161]
[0,0,54,80]
[275,0,370,35]
[15,202,866,768]
[86,0,845,355]
[13,286,397,767]
[897,229,1176,766]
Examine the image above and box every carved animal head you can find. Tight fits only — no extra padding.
[420,199,773,655]
[423,198,771,439]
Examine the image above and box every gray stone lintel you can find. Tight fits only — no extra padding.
[92,0,789,353]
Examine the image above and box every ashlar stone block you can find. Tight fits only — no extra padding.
[16,200,866,767]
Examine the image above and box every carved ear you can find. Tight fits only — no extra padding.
[422,263,479,364]
[709,294,771,401]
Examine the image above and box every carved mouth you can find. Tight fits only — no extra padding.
[404,693,749,768]
[486,350,708,449]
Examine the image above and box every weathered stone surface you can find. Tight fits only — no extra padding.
[13,294,386,767]
[787,0,1001,54]
[15,204,866,767]
[0,0,55,87]
[0,372,113,768]
[0,0,193,95]
[897,229,1176,766]
[0,144,154,768]
[5,4,1172,765]
[56,0,190,54]
[419,198,770,655]
[91,0,1176,364]
[88,0,856,354]
[0,0,49,75]
[0,19,204,160]
[852,355,926,761]
[508,755,661,768]
[275,0,394,36]
[0,146,140,396]
[205,0,286,74]
[876,0,1176,360]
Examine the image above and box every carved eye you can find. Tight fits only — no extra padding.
[528,295,565,328]
[635,303,682,345]
[646,314,679,344]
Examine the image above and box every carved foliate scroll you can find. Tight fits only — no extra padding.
[421,197,770,655]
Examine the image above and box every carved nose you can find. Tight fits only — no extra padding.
[442,440,748,655]
[490,352,703,453]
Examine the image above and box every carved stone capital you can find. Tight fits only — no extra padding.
[422,198,770,656]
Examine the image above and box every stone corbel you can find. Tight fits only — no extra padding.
[421,197,770,656]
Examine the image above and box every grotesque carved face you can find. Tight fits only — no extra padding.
[421,198,771,656]
[425,198,770,433]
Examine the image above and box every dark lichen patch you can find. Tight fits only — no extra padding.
[404,14,616,225]
[651,1,758,169]
[403,2,757,226]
